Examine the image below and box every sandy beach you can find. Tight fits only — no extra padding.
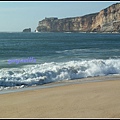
[0,76,120,118]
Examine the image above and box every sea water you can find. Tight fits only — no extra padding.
[0,32,120,90]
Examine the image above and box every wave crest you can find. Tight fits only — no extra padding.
[0,59,120,89]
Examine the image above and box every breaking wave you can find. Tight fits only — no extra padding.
[0,59,120,90]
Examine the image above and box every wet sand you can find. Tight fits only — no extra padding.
[0,76,120,118]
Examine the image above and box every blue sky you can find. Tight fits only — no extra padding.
[0,1,118,32]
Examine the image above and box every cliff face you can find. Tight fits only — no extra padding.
[36,3,120,32]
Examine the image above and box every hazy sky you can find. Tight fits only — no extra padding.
[0,1,118,32]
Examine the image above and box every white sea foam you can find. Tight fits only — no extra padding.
[0,59,120,90]
[56,48,120,54]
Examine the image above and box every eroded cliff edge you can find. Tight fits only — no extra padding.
[36,3,120,32]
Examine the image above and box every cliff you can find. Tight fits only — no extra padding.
[36,3,120,32]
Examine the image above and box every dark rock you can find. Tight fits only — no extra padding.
[23,28,31,32]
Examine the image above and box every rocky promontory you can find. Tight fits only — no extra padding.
[36,3,120,32]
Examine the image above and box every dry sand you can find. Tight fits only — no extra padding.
[0,77,120,118]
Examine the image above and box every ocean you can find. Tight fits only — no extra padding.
[0,32,120,90]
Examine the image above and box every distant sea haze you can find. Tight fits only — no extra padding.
[8,57,36,64]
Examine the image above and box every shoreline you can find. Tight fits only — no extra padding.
[0,75,120,118]
[0,31,120,34]
[0,75,120,95]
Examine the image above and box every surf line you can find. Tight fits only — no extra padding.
[8,57,36,64]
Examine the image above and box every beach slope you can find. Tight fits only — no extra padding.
[0,77,120,118]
